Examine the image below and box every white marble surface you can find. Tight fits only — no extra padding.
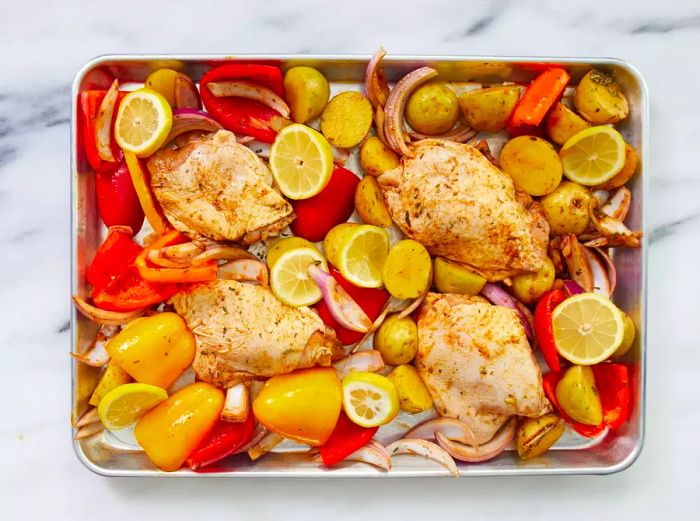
[1,0,698,518]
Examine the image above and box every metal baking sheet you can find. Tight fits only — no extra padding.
[71,54,647,477]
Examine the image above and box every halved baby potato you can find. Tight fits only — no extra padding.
[458,85,520,133]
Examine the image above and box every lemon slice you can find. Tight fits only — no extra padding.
[323,223,390,288]
[559,126,626,186]
[552,293,624,365]
[342,372,399,428]
[267,237,328,307]
[269,123,334,199]
[114,89,173,157]
[97,383,167,430]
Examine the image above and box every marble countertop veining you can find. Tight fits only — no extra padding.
[1,0,698,519]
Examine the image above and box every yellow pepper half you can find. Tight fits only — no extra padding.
[105,312,195,389]
[134,382,224,471]
[253,367,342,446]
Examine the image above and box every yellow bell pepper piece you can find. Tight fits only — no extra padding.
[253,367,341,446]
[388,365,433,413]
[105,312,195,389]
[134,382,224,471]
[89,360,132,407]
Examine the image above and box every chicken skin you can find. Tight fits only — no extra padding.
[170,280,342,387]
[377,140,549,281]
[415,293,550,443]
[147,130,294,244]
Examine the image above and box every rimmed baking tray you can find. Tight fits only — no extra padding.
[71,54,647,477]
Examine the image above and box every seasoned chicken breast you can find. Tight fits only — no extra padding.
[147,130,294,244]
[377,140,549,280]
[170,280,342,387]
[415,293,550,443]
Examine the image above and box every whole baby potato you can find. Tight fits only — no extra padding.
[574,69,630,125]
[540,181,592,236]
[355,176,393,227]
[360,136,400,177]
[405,83,459,135]
[458,85,520,133]
[510,257,555,304]
[374,314,419,366]
[555,365,603,426]
[500,136,563,196]
[283,66,330,123]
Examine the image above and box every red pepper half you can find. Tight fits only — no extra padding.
[200,63,286,143]
[290,166,360,242]
[86,227,143,292]
[592,363,631,430]
[79,90,125,172]
[95,160,145,234]
[507,68,570,136]
[315,266,390,345]
[534,289,566,372]
[186,413,256,470]
[542,372,606,438]
[319,412,378,467]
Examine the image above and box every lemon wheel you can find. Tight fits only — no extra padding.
[267,237,328,307]
[114,89,173,157]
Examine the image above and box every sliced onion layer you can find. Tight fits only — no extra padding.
[333,350,384,380]
[409,125,476,143]
[167,110,223,143]
[405,417,478,448]
[174,73,202,110]
[73,296,144,325]
[480,283,534,341]
[345,439,391,470]
[309,265,372,333]
[207,80,290,118]
[436,417,516,463]
[582,246,611,298]
[248,431,285,461]
[222,383,249,422]
[74,422,105,440]
[364,47,388,108]
[74,407,101,428]
[95,79,119,162]
[589,200,643,248]
[70,324,118,367]
[235,423,269,455]
[560,235,594,292]
[601,187,632,221]
[386,438,459,477]
[561,279,585,297]
[593,247,617,296]
[218,259,269,286]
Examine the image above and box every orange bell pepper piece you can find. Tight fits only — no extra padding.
[135,230,218,283]
[135,382,225,471]
[124,151,170,234]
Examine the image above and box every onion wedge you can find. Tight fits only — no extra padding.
[601,187,632,221]
[405,417,478,448]
[582,246,611,298]
[222,383,249,422]
[207,80,290,119]
[94,79,119,162]
[561,279,585,297]
[147,249,192,268]
[386,438,459,477]
[248,431,285,461]
[308,265,372,333]
[193,245,256,265]
[73,296,144,325]
[560,235,594,292]
[374,105,390,147]
[593,247,617,296]
[364,47,388,108]
[480,283,534,342]
[409,125,477,144]
[74,407,101,428]
[350,303,391,352]
[436,417,517,463]
[235,423,269,456]
[174,73,202,110]
[166,109,223,143]
[74,422,105,440]
[383,67,439,157]
[333,351,384,380]
[70,324,118,367]
[218,259,269,286]
[589,200,643,248]
[345,440,392,471]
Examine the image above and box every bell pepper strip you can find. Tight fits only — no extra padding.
[319,412,378,467]
[315,266,390,345]
[186,413,256,470]
[542,372,606,438]
[507,68,570,136]
[124,151,170,234]
[592,363,630,430]
[200,63,288,143]
[534,289,566,372]
[95,160,145,234]
[290,166,360,242]
[79,90,125,172]
[86,226,142,292]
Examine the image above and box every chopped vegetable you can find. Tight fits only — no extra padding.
[386,438,458,477]
[374,314,418,366]
[545,102,590,145]
[89,360,132,406]
[359,136,400,177]
[574,69,629,125]
[382,239,432,300]
[308,265,372,333]
[134,382,225,471]
[507,68,570,136]
[319,412,378,467]
[516,413,565,460]
[123,151,170,234]
[542,371,606,438]
[354,176,393,227]
[221,383,250,422]
[320,92,373,148]
[405,83,459,136]
[500,135,563,196]
[436,417,517,464]
[533,288,566,372]
[186,412,256,470]
[592,363,631,429]
[510,257,555,305]
[86,226,142,292]
[79,89,124,172]
[459,85,520,133]
[555,365,603,425]
[432,257,486,295]
[207,80,290,118]
[387,364,433,413]
[94,80,120,162]
[283,66,330,123]
[95,160,145,234]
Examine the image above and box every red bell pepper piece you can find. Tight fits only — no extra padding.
[542,372,606,438]
[79,90,125,172]
[319,412,378,467]
[507,68,570,136]
[186,413,256,470]
[96,160,145,234]
[200,63,287,143]
[592,363,630,430]
[315,266,390,345]
[86,226,143,292]
[290,166,360,242]
[534,289,566,372]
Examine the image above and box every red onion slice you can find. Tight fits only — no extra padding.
[436,417,516,463]
[174,72,202,110]
[561,235,594,292]
[409,125,477,143]
[589,200,643,248]
[207,80,290,118]
[601,187,632,222]
[217,259,269,287]
[405,417,478,448]
[480,282,534,341]
[345,439,392,470]
[582,246,611,298]
[364,47,387,108]
[386,438,459,477]
[593,247,617,296]
[73,296,145,325]
[235,423,269,456]
[333,351,384,380]
[562,279,585,297]
[95,79,119,162]
[308,265,372,332]
[166,110,223,143]
[383,67,439,156]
